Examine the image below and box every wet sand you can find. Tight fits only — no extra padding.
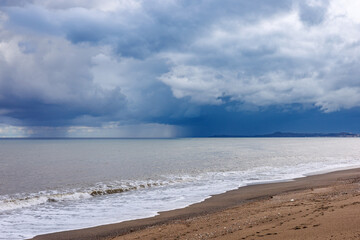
[32,168,360,240]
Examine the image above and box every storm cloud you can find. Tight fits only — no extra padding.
[0,0,360,136]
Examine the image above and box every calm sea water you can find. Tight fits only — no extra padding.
[1,138,360,239]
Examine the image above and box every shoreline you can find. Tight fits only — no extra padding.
[32,167,360,240]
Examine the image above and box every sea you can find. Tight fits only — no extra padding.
[1,138,360,239]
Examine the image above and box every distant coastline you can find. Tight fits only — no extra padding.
[211,131,360,138]
[1,132,360,139]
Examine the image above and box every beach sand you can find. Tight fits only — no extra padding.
[32,168,360,240]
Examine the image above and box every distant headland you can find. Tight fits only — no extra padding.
[211,132,360,138]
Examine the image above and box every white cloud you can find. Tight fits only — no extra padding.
[159,0,360,112]
[66,122,186,138]
[0,122,184,138]
[329,0,360,23]
[0,124,27,137]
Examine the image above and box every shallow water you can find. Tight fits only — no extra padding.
[1,138,360,239]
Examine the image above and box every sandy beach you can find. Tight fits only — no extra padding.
[32,168,360,240]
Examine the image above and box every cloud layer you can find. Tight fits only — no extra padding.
[1,0,360,136]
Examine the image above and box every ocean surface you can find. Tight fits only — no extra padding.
[1,138,360,239]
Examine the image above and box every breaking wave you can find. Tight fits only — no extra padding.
[0,178,190,212]
[2,160,359,214]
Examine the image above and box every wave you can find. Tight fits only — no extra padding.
[89,180,167,196]
[1,161,359,213]
[0,192,92,212]
[0,178,193,212]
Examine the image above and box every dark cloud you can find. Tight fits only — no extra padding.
[3,0,294,58]
[299,1,329,26]
[0,88,126,126]
[0,0,32,7]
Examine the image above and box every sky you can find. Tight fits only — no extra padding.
[0,0,360,137]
